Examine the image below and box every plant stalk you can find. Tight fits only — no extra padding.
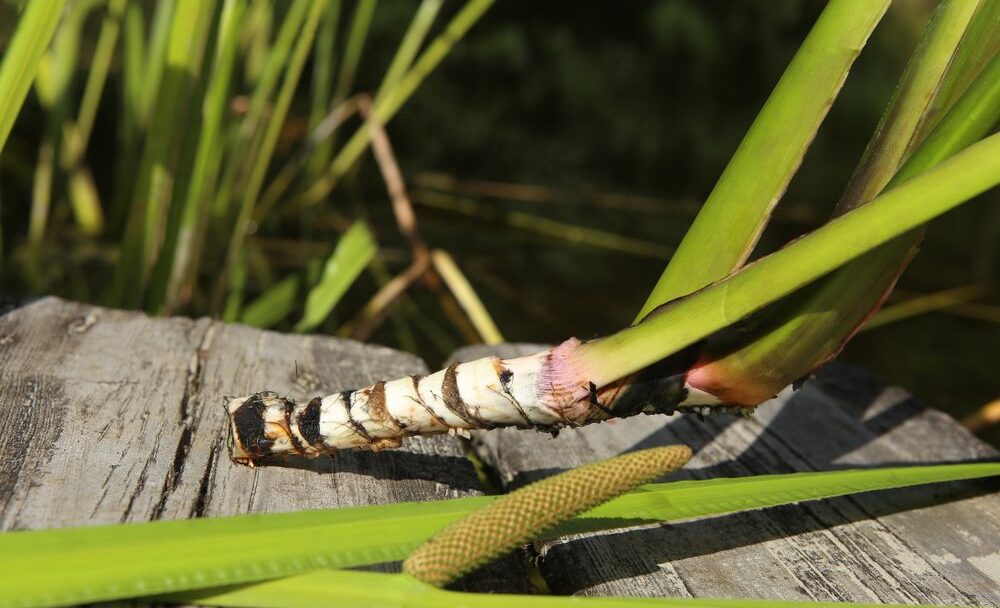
[686,9,1000,404]
[226,129,1000,460]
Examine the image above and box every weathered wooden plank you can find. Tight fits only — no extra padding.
[0,297,211,529]
[452,344,1000,606]
[0,298,527,592]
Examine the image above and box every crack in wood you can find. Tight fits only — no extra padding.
[3,303,994,601]
[191,438,221,518]
[120,452,156,523]
[152,322,216,520]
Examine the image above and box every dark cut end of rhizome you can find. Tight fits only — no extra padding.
[224,392,270,466]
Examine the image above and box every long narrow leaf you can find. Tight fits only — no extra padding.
[2,0,68,253]
[685,5,1000,405]
[213,0,326,316]
[111,0,216,307]
[303,0,341,179]
[295,0,495,207]
[137,0,176,128]
[430,249,503,344]
[207,0,310,233]
[28,0,102,245]
[294,221,378,332]
[158,0,248,313]
[375,0,444,99]
[75,0,126,146]
[332,0,377,107]
[837,0,988,214]
[636,0,890,319]
[577,132,1000,384]
[302,0,376,180]
[241,273,301,328]
[909,0,1000,146]
[0,0,67,153]
[1,463,997,607]
[174,569,954,608]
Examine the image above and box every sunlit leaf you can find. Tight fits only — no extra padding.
[0,0,68,152]
[175,569,953,608]
[638,0,891,317]
[1,463,996,607]
[295,221,377,332]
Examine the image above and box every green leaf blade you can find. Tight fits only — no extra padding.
[295,221,377,332]
[684,4,1000,405]
[1,463,997,607]
[636,0,891,319]
[0,0,68,153]
[172,569,963,608]
[241,274,301,328]
[296,0,496,207]
[579,131,1000,385]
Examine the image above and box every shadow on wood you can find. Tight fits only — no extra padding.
[453,344,1000,605]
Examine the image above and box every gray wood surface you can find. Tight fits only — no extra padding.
[0,297,526,594]
[452,344,1000,606]
[2,298,998,604]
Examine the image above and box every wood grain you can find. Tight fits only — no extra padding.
[0,297,527,594]
[3,299,996,603]
[451,344,1000,606]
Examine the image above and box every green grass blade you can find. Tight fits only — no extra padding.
[865,283,990,331]
[892,52,1000,184]
[910,0,1000,147]
[75,0,126,146]
[241,0,274,84]
[64,147,103,234]
[158,0,248,313]
[109,1,149,229]
[27,137,55,249]
[110,0,216,307]
[570,462,1000,534]
[304,0,375,180]
[120,1,146,136]
[1,463,995,608]
[57,0,125,237]
[0,0,67,153]
[27,0,100,246]
[205,0,314,314]
[304,0,341,151]
[213,0,326,314]
[334,0,377,106]
[431,249,504,344]
[239,0,311,142]
[222,250,250,322]
[207,0,310,235]
[684,4,1000,405]
[137,0,176,129]
[635,0,890,319]
[294,221,377,332]
[837,0,988,214]
[0,495,492,608]
[241,273,301,328]
[296,0,495,207]
[375,0,444,100]
[172,570,956,608]
[242,0,326,224]
[33,0,100,109]
[413,189,673,258]
[576,132,1000,385]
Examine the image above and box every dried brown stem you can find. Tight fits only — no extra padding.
[345,254,431,341]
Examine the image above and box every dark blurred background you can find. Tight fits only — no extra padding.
[2,1,998,443]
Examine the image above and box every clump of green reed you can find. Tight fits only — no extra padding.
[0,0,494,336]
[0,5,998,604]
